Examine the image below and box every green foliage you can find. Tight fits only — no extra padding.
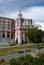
[0,61,3,64]
[18,56,25,62]
[9,54,44,65]
[25,28,44,43]
[9,58,21,65]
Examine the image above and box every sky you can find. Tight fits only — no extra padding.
[0,0,44,30]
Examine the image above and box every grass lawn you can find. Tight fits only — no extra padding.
[0,43,44,56]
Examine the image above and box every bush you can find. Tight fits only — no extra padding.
[9,54,44,65]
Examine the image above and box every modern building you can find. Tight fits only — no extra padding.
[0,10,32,44]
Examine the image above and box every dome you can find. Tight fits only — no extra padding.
[18,10,23,18]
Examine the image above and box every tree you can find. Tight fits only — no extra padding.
[25,28,44,43]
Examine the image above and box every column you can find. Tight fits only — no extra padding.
[18,31,22,44]
[10,33,11,38]
[1,33,2,38]
[5,32,7,38]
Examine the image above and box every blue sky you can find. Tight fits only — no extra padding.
[0,0,44,30]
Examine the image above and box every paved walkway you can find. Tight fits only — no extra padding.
[0,48,44,60]
[0,43,34,49]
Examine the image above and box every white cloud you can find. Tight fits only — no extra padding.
[2,6,44,30]
[22,6,44,30]
[22,6,44,21]
[35,21,44,30]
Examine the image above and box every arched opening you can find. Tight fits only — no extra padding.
[2,34,5,38]
[16,38,18,44]
[7,32,10,38]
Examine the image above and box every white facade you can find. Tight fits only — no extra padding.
[15,11,32,44]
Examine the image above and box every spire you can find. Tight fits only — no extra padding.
[18,10,23,18]
[19,10,21,13]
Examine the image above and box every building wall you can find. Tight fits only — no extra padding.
[22,19,32,28]
[0,17,15,38]
[0,15,32,44]
[15,18,32,44]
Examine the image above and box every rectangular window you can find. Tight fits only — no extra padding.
[0,34,1,38]
[0,25,1,28]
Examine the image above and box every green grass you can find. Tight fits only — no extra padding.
[0,61,3,64]
[0,46,34,56]
[0,43,44,56]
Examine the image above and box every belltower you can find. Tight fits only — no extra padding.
[15,10,25,44]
